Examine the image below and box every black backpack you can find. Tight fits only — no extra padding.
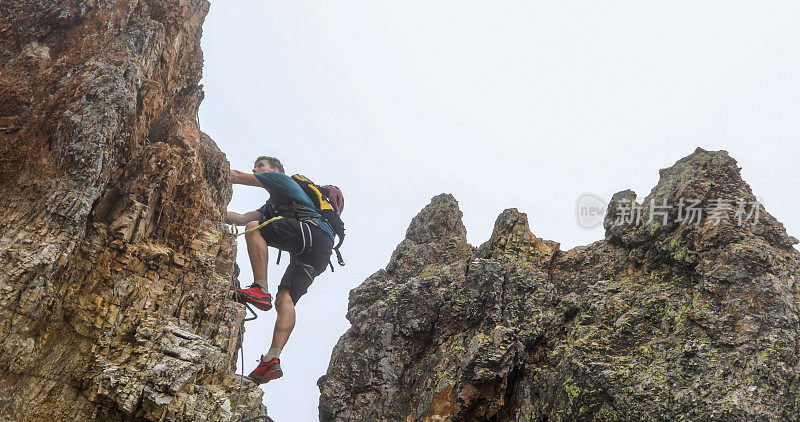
[289,174,345,270]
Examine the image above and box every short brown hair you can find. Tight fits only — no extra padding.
[254,156,284,173]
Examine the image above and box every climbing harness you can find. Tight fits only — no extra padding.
[229,216,320,271]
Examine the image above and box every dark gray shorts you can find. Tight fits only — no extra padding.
[259,217,333,304]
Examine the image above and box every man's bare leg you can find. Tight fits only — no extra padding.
[247,289,292,382]
[244,221,269,285]
[271,289,295,350]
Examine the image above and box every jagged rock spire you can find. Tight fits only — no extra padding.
[321,148,800,421]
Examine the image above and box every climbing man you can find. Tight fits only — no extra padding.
[225,156,335,384]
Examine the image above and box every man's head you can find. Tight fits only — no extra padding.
[253,156,285,174]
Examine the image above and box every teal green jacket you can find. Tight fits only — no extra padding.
[254,172,334,239]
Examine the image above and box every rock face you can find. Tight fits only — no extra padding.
[319,148,800,421]
[0,1,265,421]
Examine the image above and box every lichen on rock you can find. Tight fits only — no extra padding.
[319,148,800,421]
[0,1,265,420]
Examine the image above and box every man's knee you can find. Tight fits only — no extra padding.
[275,289,295,310]
[245,221,265,240]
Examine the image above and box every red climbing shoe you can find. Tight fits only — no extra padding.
[233,284,273,311]
[247,357,283,384]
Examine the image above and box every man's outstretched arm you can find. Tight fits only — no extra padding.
[225,210,262,226]
[231,169,263,187]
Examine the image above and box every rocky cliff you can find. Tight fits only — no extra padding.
[0,1,265,420]
[319,148,800,421]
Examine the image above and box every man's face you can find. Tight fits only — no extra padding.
[253,160,274,173]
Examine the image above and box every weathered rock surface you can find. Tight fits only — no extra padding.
[319,148,800,421]
[0,1,265,420]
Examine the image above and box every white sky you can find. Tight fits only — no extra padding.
[199,2,800,420]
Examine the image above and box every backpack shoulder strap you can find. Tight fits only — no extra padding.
[292,174,333,211]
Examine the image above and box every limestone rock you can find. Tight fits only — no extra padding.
[0,1,265,420]
[320,148,800,421]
